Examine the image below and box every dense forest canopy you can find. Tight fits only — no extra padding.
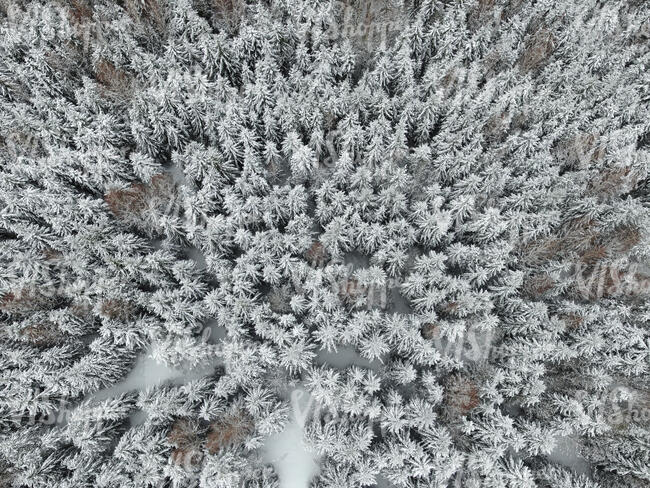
[0,0,649,487]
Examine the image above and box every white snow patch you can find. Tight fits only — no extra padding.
[389,286,413,314]
[315,344,382,371]
[262,387,320,488]
[128,409,148,426]
[167,163,188,186]
[201,318,228,344]
[90,351,218,402]
[547,436,591,477]
[184,245,207,270]
[344,250,370,270]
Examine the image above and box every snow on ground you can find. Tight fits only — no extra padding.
[547,436,591,477]
[389,286,413,314]
[202,318,228,344]
[184,245,207,270]
[262,385,321,488]
[315,344,383,370]
[344,250,370,270]
[90,350,219,402]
